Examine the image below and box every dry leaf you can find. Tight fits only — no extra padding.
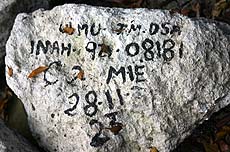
[202,140,219,152]
[216,126,230,141]
[216,131,228,141]
[59,23,75,35]
[222,126,230,132]
[192,2,200,17]
[76,70,84,80]
[28,66,48,78]
[7,66,13,77]
[63,26,75,35]
[105,123,123,135]
[212,0,228,18]
[150,147,158,152]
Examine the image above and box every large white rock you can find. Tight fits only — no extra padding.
[0,120,40,152]
[0,0,49,66]
[5,4,230,152]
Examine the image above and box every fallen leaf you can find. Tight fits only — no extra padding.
[202,141,219,152]
[59,22,75,35]
[192,2,200,17]
[216,126,230,141]
[28,66,48,78]
[104,123,123,135]
[76,70,84,80]
[221,126,230,132]
[216,130,228,141]
[212,0,228,18]
[150,147,158,152]
[7,66,13,77]
[63,26,75,35]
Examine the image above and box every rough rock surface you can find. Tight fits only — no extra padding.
[5,4,230,152]
[0,120,39,152]
[0,0,49,66]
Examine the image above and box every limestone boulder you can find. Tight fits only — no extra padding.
[5,4,230,152]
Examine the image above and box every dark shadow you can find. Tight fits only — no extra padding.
[5,94,47,152]
[173,104,230,152]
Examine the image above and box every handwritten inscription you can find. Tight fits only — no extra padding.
[30,38,181,60]
[29,21,183,147]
